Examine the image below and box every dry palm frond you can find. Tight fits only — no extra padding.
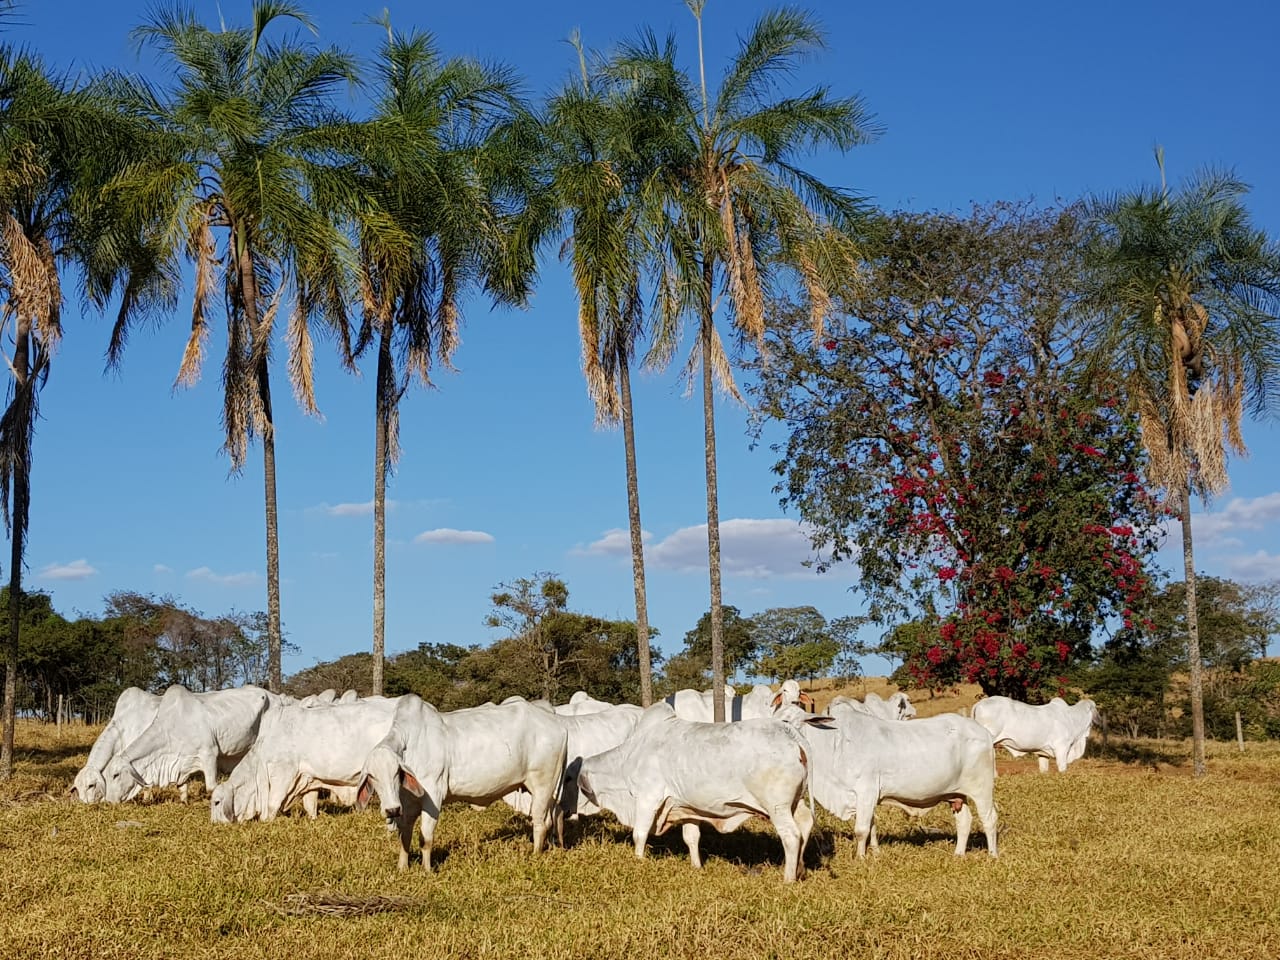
[1189,384,1228,496]
[797,249,831,336]
[681,322,744,404]
[579,300,620,426]
[266,891,426,918]
[718,188,765,344]
[174,216,216,387]
[286,298,318,418]
[1,214,58,342]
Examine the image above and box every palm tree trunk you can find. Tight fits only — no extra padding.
[238,240,283,693]
[371,323,392,697]
[1180,486,1207,776]
[700,259,726,723]
[0,319,29,780]
[617,354,652,706]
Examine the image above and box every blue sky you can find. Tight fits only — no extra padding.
[9,0,1280,674]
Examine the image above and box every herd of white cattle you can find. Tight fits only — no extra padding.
[69,680,1100,883]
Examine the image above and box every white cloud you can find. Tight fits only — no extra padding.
[38,559,98,581]
[648,518,828,580]
[1193,492,1280,544]
[153,564,173,575]
[1223,550,1280,583]
[571,528,652,557]
[310,500,398,518]
[414,528,495,545]
[186,566,259,587]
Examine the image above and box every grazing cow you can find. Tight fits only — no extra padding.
[971,696,1099,773]
[338,689,360,704]
[503,703,644,827]
[71,688,166,803]
[553,691,617,716]
[576,702,817,882]
[665,684,738,722]
[828,690,916,721]
[210,698,400,823]
[777,704,997,858]
[357,695,568,871]
[101,685,273,802]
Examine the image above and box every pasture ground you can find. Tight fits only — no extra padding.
[3,699,1279,960]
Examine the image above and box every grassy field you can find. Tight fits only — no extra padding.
[4,707,1279,960]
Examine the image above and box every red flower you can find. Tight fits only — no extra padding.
[1012,642,1028,658]
[983,371,1006,387]
[926,645,944,665]
[823,339,838,350]
[1056,640,1070,661]
[938,566,958,582]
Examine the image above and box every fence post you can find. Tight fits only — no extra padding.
[1235,711,1245,753]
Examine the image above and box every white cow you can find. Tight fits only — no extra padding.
[829,690,916,721]
[971,696,1099,773]
[503,703,644,827]
[338,689,360,704]
[101,684,273,802]
[736,680,812,720]
[778,704,997,858]
[357,695,568,871]
[665,684,738,722]
[71,688,166,803]
[210,698,400,823]
[576,702,817,882]
[300,689,339,707]
[553,691,617,716]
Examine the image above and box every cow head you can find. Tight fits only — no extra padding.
[102,756,147,804]
[70,769,107,804]
[357,744,425,827]
[210,781,236,824]
[893,693,918,720]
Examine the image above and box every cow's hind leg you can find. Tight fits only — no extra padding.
[974,794,999,858]
[793,802,814,880]
[681,823,702,869]
[852,801,875,858]
[771,805,804,883]
[524,773,559,855]
[951,802,973,855]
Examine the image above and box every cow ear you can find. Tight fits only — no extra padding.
[127,764,147,787]
[68,784,78,798]
[805,715,836,729]
[399,766,426,798]
[799,692,815,710]
[770,692,783,708]
[355,776,373,811]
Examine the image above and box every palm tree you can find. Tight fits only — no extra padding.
[101,1,359,691]
[540,38,687,706]
[352,21,534,695]
[613,4,876,720]
[0,47,144,777]
[1083,153,1280,776]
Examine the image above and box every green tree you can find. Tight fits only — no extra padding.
[1082,155,1280,774]
[749,606,839,682]
[614,3,876,719]
[353,21,533,695]
[757,203,1164,700]
[102,1,360,692]
[675,605,757,684]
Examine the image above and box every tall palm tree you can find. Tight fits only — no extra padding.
[0,47,145,777]
[1083,154,1280,776]
[101,1,358,691]
[540,39,687,706]
[352,22,533,695]
[613,3,876,720]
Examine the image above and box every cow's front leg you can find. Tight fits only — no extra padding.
[681,823,702,869]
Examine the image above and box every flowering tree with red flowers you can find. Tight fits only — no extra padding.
[753,203,1165,699]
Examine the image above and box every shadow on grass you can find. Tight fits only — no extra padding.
[1091,738,1188,768]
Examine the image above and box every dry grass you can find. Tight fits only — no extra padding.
[4,714,1279,960]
